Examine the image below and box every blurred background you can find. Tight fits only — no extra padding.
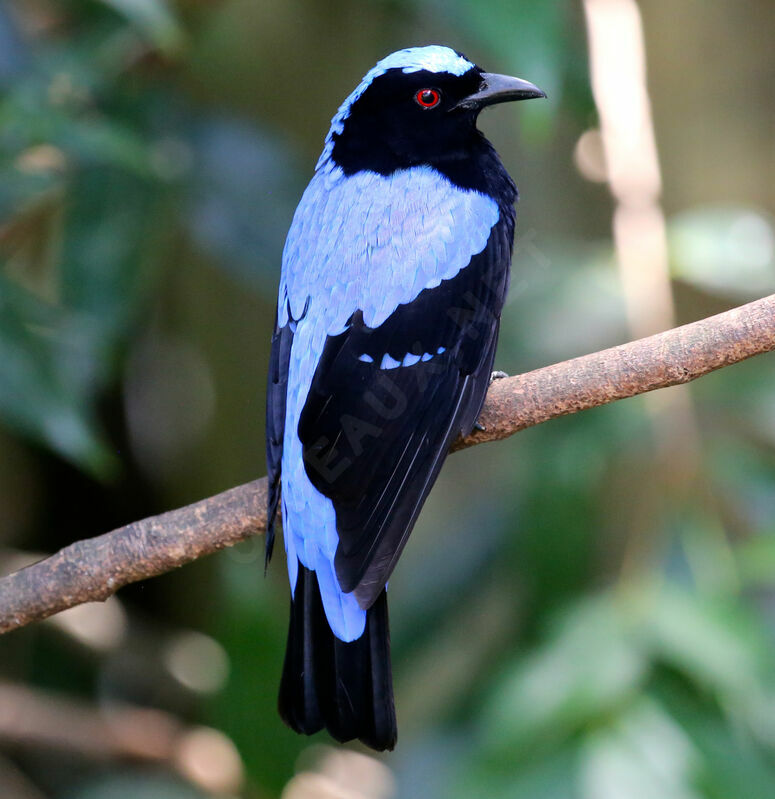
[1,0,775,796]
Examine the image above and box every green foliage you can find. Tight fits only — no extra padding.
[0,6,170,471]
[0,2,292,472]
[669,206,775,299]
[96,0,186,56]
[2,1,775,798]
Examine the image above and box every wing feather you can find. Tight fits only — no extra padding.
[298,211,513,607]
[265,316,293,564]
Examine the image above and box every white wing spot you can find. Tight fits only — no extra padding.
[378,350,445,369]
[380,354,402,370]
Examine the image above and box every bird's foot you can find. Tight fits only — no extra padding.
[474,420,486,432]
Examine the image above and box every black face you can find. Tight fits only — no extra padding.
[331,67,487,179]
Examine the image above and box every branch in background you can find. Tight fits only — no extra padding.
[1,294,774,635]
[0,681,243,794]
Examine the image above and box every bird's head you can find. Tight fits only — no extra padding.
[322,45,545,178]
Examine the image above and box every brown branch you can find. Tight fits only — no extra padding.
[0,681,244,793]
[1,294,774,635]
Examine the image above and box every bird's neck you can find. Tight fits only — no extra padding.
[427,132,517,209]
[328,131,517,210]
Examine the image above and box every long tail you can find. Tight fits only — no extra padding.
[278,564,397,751]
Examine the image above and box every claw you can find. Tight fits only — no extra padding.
[489,369,508,384]
[474,420,486,432]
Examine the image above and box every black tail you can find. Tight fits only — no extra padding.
[278,564,397,751]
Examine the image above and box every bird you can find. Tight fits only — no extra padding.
[265,45,545,751]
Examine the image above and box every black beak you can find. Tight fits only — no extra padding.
[454,72,546,111]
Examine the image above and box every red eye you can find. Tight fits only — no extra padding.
[415,88,441,109]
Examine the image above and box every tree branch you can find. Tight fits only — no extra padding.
[0,681,244,793]
[1,294,774,635]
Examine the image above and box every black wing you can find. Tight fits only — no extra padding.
[265,314,293,565]
[298,210,514,608]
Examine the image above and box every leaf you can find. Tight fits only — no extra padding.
[0,81,157,180]
[481,595,647,755]
[0,165,165,473]
[59,167,162,344]
[96,0,186,56]
[0,274,113,474]
[642,586,770,702]
[669,206,775,299]
[735,536,775,587]
[454,746,581,799]
[580,698,702,799]
[676,710,775,799]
